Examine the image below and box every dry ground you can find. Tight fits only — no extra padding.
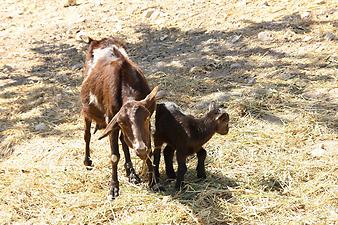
[0,0,337,224]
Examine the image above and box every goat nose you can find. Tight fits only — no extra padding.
[133,142,147,151]
[133,142,148,160]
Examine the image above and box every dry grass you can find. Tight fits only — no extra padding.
[0,0,337,224]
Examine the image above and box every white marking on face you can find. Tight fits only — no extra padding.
[105,115,110,124]
[111,154,118,163]
[133,141,147,151]
[130,122,147,150]
[89,91,102,110]
[131,123,138,148]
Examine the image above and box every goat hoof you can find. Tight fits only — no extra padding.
[86,166,94,171]
[108,187,119,200]
[166,173,176,179]
[175,182,186,191]
[84,159,93,169]
[197,173,206,179]
[166,178,176,183]
[151,183,165,192]
[128,172,141,184]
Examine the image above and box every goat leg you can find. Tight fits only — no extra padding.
[83,116,93,168]
[175,152,187,190]
[119,134,141,184]
[153,146,161,182]
[196,147,207,179]
[163,145,176,179]
[146,156,164,192]
[108,129,120,200]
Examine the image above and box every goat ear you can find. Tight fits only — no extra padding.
[88,40,100,56]
[156,90,166,100]
[208,101,217,112]
[98,114,119,140]
[88,37,101,46]
[216,112,229,122]
[112,47,125,59]
[87,37,94,44]
[141,86,159,109]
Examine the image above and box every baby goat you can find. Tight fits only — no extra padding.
[153,102,229,190]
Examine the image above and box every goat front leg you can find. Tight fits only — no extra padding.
[196,147,207,179]
[147,154,164,192]
[120,134,141,184]
[163,145,176,179]
[83,116,93,168]
[109,129,120,199]
[153,137,164,182]
[153,147,161,181]
[175,152,187,190]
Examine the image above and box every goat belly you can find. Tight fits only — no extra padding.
[187,144,202,155]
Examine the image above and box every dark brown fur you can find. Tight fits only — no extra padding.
[153,102,229,190]
[80,37,158,199]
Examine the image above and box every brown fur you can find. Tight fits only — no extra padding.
[83,37,127,77]
[80,37,158,199]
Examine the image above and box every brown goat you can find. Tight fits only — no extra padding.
[80,37,159,199]
[153,102,229,190]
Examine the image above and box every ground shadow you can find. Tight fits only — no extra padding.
[125,12,336,223]
[150,166,239,224]
[0,41,85,159]
[126,13,336,132]
[2,11,335,158]
[0,10,336,223]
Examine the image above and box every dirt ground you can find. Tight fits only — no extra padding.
[0,0,337,224]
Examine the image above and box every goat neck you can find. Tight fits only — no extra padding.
[190,115,218,147]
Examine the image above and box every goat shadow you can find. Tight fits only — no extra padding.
[144,160,239,224]
[158,168,238,198]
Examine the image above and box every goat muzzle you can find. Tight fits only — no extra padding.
[136,148,148,160]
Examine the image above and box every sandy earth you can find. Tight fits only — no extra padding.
[0,0,337,224]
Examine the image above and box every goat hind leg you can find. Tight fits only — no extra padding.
[109,129,121,199]
[83,117,93,168]
[196,148,207,179]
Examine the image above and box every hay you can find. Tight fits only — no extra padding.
[1,0,337,224]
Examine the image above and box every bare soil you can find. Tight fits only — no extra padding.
[0,0,337,224]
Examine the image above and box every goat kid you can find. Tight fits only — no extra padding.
[153,102,229,190]
[80,37,159,199]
